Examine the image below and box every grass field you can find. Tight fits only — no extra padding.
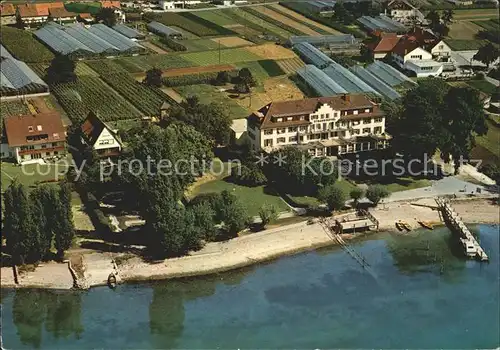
[468,79,497,95]
[473,19,500,31]
[174,84,250,119]
[1,159,69,192]
[360,177,431,193]
[445,39,489,51]
[191,178,289,217]
[181,38,221,51]
[473,120,500,165]
[225,8,293,39]
[268,3,340,34]
[180,47,262,66]
[448,20,483,40]
[286,180,356,207]
[236,60,285,82]
[452,9,499,20]
[114,55,192,73]
[0,26,54,63]
[194,10,237,26]
[253,6,321,36]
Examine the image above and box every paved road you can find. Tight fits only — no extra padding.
[384,176,496,203]
[485,76,500,87]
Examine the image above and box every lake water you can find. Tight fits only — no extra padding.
[1,225,499,349]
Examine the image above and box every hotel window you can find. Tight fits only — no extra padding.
[288,127,297,132]
[353,110,358,115]
[288,136,297,142]
[374,127,382,134]
[41,144,47,149]
[374,117,383,123]
[299,126,307,131]
[300,116,305,121]
[277,118,283,122]
[321,114,325,119]
[326,114,330,118]
[363,128,371,134]
[363,118,371,124]
[341,121,347,127]
[52,142,58,147]
[277,128,286,134]
[277,137,286,144]
[287,117,293,121]
[352,120,360,126]
[29,145,35,150]
[364,109,370,113]
[352,129,360,135]
[264,129,273,135]
[28,126,34,132]
[264,139,273,147]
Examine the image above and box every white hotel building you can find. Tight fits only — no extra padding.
[247,94,391,157]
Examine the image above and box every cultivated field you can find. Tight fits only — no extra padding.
[276,57,305,74]
[0,26,54,63]
[51,76,142,122]
[181,47,262,65]
[253,6,321,36]
[162,64,237,77]
[453,9,499,21]
[194,10,237,27]
[245,43,297,60]
[448,20,483,40]
[225,8,293,39]
[212,36,254,48]
[147,12,235,37]
[268,4,340,34]
[0,100,30,119]
[114,55,192,73]
[181,38,220,51]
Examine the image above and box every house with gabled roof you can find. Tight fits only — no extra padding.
[386,0,424,24]
[1,112,67,164]
[80,112,122,158]
[0,4,16,25]
[49,7,78,23]
[391,35,443,77]
[247,94,390,157]
[365,33,400,59]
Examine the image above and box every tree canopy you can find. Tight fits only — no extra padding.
[317,184,347,211]
[46,55,76,85]
[389,79,487,172]
[473,43,500,69]
[144,68,163,87]
[96,7,117,27]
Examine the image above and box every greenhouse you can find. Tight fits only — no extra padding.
[293,42,334,69]
[0,44,48,98]
[147,21,182,38]
[323,62,380,96]
[35,22,143,57]
[367,61,416,86]
[288,34,358,47]
[296,65,347,97]
[113,24,145,40]
[349,65,401,100]
[357,15,407,33]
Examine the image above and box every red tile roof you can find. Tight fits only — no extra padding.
[392,37,420,57]
[49,7,77,18]
[79,12,93,19]
[368,33,400,53]
[0,4,16,17]
[35,2,64,16]
[4,113,66,147]
[17,4,40,18]
[100,1,121,8]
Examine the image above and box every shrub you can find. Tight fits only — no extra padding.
[349,187,365,206]
[366,185,390,206]
[317,184,347,211]
[258,204,279,228]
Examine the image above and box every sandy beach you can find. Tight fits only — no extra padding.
[1,198,498,290]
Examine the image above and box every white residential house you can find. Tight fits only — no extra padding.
[1,112,67,164]
[392,38,443,77]
[158,0,203,10]
[81,112,122,158]
[386,0,425,24]
[247,95,391,158]
[431,40,453,58]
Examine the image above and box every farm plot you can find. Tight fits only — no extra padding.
[211,36,254,48]
[448,21,483,40]
[0,100,30,119]
[453,9,499,21]
[86,60,170,116]
[225,8,292,39]
[163,64,236,77]
[180,47,262,66]
[0,26,54,63]
[267,4,339,34]
[174,84,250,120]
[181,39,220,51]
[245,44,297,60]
[474,19,500,32]
[194,10,237,26]
[276,57,305,74]
[147,12,235,37]
[253,6,321,36]
[51,76,142,123]
[114,55,192,73]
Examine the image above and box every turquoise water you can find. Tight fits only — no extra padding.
[2,225,499,349]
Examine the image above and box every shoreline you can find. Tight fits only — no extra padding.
[1,198,498,291]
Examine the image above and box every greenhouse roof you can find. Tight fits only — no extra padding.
[297,65,347,96]
[293,42,334,69]
[113,24,145,39]
[0,45,48,91]
[147,21,182,36]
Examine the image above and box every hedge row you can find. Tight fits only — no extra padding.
[242,7,305,36]
[163,70,238,87]
[159,36,187,52]
[278,1,366,38]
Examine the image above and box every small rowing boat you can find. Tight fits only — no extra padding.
[397,220,412,232]
[418,221,434,230]
[395,221,404,231]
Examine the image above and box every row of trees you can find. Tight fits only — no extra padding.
[318,184,390,211]
[3,181,75,265]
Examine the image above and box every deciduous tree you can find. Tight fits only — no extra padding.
[366,185,390,206]
[46,55,76,85]
[473,43,500,69]
[258,204,279,228]
[96,7,117,27]
[144,67,163,87]
[349,187,365,206]
[318,184,346,211]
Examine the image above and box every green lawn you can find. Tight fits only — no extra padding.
[361,177,431,193]
[174,84,250,119]
[190,178,289,217]
[235,60,285,82]
[467,80,497,95]
[445,39,489,51]
[181,39,221,52]
[473,119,500,165]
[180,47,261,66]
[286,179,357,207]
[228,8,292,38]
[1,160,70,192]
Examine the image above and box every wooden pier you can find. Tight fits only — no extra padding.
[435,197,489,262]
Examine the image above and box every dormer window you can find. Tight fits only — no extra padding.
[37,125,42,131]
[277,118,283,122]
[28,126,33,132]
[53,133,59,139]
[287,117,292,121]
